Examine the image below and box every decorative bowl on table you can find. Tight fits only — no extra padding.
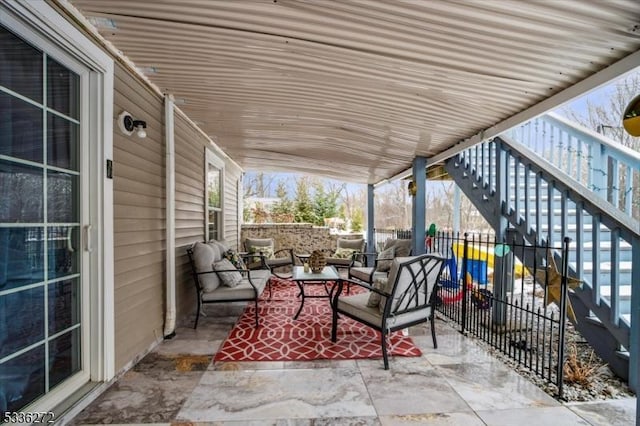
[308,250,326,273]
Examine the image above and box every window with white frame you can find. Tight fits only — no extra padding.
[205,149,224,241]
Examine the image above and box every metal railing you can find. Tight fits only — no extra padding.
[372,228,411,251]
[428,231,572,397]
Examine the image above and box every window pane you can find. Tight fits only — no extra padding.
[47,226,79,280]
[47,112,79,171]
[0,286,44,359]
[208,211,218,241]
[0,92,43,163]
[0,160,44,222]
[207,165,221,208]
[48,329,80,390]
[47,171,78,223]
[0,26,43,103]
[48,278,79,335]
[47,58,79,120]
[0,227,45,291]
[0,345,45,414]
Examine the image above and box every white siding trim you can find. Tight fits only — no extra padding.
[205,148,225,241]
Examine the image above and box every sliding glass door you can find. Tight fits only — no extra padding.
[0,23,86,415]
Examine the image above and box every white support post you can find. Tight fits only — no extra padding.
[164,95,176,338]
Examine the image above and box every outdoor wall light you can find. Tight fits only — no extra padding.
[623,94,640,137]
[117,111,147,138]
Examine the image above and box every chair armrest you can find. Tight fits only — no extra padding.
[373,257,394,266]
[352,251,367,265]
[273,248,295,262]
[241,252,269,269]
[340,278,391,297]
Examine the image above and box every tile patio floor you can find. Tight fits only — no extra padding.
[69,303,637,426]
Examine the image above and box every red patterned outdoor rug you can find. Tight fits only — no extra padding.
[214,277,422,362]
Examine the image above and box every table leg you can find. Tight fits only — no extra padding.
[293,281,305,320]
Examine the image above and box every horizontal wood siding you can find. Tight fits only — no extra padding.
[113,63,166,371]
[173,112,243,322]
[174,113,207,321]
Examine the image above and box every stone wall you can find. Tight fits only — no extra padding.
[241,223,364,259]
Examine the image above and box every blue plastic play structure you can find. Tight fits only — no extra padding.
[440,248,488,289]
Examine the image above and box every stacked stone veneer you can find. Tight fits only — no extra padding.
[241,223,363,262]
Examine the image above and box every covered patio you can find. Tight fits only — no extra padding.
[69,305,636,426]
[1,1,640,424]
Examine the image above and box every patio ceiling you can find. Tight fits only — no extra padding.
[67,0,640,184]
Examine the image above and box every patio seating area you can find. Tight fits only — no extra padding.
[68,301,636,425]
[3,2,640,423]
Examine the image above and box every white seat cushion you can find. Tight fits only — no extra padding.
[337,292,431,329]
[350,266,375,283]
[201,270,270,301]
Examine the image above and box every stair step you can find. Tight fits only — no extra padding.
[584,315,605,327]
[616,350,630,361]
[598,286,632,299]
[582,241,632,250]
[582,261,633,273]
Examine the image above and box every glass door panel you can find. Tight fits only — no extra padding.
[0,24,83,416]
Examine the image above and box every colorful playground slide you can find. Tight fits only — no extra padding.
[451,242,525,278]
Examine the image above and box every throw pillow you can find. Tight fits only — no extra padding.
[376,246,395,272]
[393,239,412,257]
[192,242,220,292]
[214,258,243,287]
[378,276,395,315]
[333,247,356,259]
[249,245,274,263]
[223,249,246,270]
[366,278,387,308]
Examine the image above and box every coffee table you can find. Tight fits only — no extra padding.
[291,265,340,320]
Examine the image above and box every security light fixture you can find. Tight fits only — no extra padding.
[118,111,147,139]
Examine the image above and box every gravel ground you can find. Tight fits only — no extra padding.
[444,306,636,403]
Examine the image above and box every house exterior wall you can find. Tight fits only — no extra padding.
[112,70,244,368]
[112,63,166,370]
[173,112,243,324]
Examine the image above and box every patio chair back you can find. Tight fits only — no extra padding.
[383,254,444,318]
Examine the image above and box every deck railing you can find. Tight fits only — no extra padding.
[507,112,640,220]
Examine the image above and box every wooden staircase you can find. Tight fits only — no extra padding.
[442,113,640,389]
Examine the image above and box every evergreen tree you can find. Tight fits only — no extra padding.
[294,177,316,223]
[312,181,341,226]
[351,207,364,232]
[271,180,295,223]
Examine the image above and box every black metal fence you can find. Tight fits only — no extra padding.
[373,228,411,251]
[426,231,573,397]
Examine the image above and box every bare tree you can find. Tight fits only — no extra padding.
[243,172,277,198]
[374,180,411,229]
[561,70,640,217]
